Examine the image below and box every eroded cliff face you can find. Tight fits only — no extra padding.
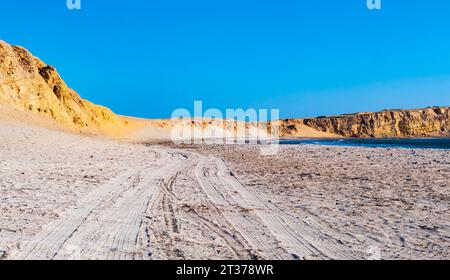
[0,40,141,137]
[300,108,450,138]
[2,40,449,140]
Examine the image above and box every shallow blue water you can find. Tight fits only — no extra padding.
[279,138,450,150]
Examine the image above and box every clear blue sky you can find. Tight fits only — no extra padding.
[1,0,450,118]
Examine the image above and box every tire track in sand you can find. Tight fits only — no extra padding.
[11,150,183,260]
[11,169,140,260]
[10,148,357,260]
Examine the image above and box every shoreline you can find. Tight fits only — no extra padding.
[1,119,449,260]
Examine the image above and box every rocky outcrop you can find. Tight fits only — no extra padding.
[0,40,338,140]
[0,40,142,137]
[299,107,450,138]
[278,119,340,138]
[2,40,449,140]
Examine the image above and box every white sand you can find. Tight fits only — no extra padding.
[1,111,449,260]
[189,144,450,259]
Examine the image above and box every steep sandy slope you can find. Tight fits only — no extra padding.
[0,40,339,140]
[0,40,146,138]
[278,119,340,138]
[2,39,448,140]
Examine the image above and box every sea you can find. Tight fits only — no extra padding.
[279,138,450,150]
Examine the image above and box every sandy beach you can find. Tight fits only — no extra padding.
[183,144,450,259]
[1,114,448,260]
[3,0,450,266]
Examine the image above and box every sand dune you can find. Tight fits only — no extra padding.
[1,39,449,260]
[1,39,337,141]
[2,39,449,142]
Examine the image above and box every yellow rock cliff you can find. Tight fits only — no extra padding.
[0,40,145,138]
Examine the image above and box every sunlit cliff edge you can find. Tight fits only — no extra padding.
[1,40,449,140]
[299,107,450,138]
[0,40,151,139]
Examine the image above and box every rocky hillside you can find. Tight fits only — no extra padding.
[297,107,450,138]
[0,40,144,137]
[0,40,337,140]
[1,40,449,140]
